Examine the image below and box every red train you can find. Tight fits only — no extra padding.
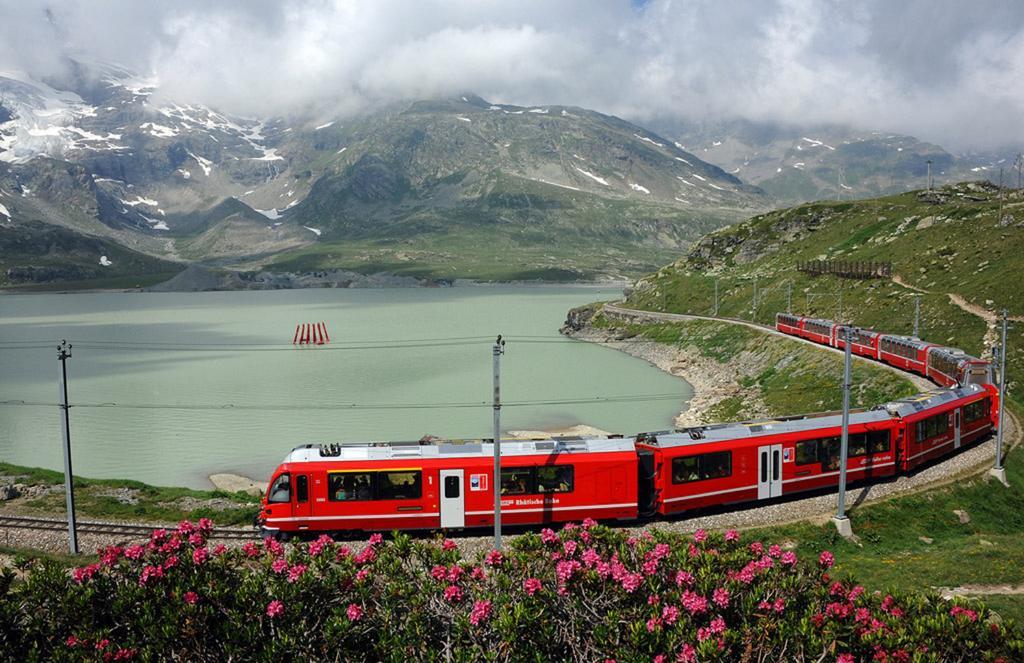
[256,314,999,539]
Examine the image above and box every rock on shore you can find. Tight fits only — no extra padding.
[209,473,267,497]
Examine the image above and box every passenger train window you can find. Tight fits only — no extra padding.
[671,451,732,484]
[296,475,308,503]
[268,474,291,503]
[378,471,422,501]
[444,476,460,499]
[500,468,533,495]
[915,413,949,442]
[328,472,374,501]
[964,400,987,423]
[795,440,818,465]
[536,466,573,493]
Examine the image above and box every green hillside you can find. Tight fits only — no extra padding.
[625,182,1024,405]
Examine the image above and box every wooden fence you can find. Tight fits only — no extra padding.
[796,260,892,279]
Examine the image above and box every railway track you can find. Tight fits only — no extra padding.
[0,514,256,541]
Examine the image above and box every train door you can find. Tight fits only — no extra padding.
[439,469,465,528]
[954,409,962,449]
[293,473,311,519]
[757,445,783,500]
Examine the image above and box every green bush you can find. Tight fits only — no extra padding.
[1,520,1020,661]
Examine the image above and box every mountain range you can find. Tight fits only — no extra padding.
[0,60,1018,289]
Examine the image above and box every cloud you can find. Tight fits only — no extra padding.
[1,0,1022,150]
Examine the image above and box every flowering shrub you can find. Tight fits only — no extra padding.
[0,521,1021,661]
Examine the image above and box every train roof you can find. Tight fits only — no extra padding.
[881,384,986,417]
[879,333,930,349]
[639,408,894,449]
[281,436,636,464]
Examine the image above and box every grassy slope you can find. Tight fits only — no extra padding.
[627,183,1024,406]
[0,462,260,526]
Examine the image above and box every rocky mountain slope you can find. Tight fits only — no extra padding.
[647,118,1019,206]
[0,62,769,287]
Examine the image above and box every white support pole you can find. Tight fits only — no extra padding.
[833,327,854,537]
[991,310,1009,485]
[58,340,78,555]
[492,335,505,549]
[913,294,921,338]
[713,279,719,317]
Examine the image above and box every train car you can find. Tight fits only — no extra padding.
[775,313,803,336]
[835,325,882,360]
[878,334,932,375]
[257,437,639,538]
[926,346,993,388]
[882,384,996,471]
[801,318,837,345]
[636,408,899,517]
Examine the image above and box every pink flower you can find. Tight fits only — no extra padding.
[557,559,582,584]
[661,605,680,626]
[749,541,764,555]
[124,545,145,560]
[266,599,284,618]
[442,538,458,551]
[355,568,370,582]
[470,566,486,580]
[138,564,163,586]
[113,649,136,661]
[646,616,662,632]
[192,547,209,566]
[99,546,123,567]
[768,544,782,558]
[620,572,643,593]
[469,599,492,626]
[562,522,579,531]
[709,616,726,634]
[693,529,707,543]
[271,558,288,574]
[354,546,376,566]
[485,549,504,567]
[264,537,284,557]
[212,544,226,557]
[563,540,578,556]
[150,528,167,543]
[163,555,179,571]
[72,564,99,584]
[950,605,978,622]
[680,590,708,615]
[523,577,542,596]
[444,585,463,603]
[582,517,597,530]
[188,532,204,547]
[308,537,328,557]
[712,587,730,608]
[177,520,195,535]
[837,654,855,663]
[95,638,110,650]
[183,591,198,605]
[431,565,448,581]
[367,533,383,546]
[197,517,213,532]
[66,635,80,647]
[336,546,351,561]
[287,564,307,583]
[582,547,601,567]
[447,565,464,583]
[724,529,739,543]
[780,551,797,566]
[675,570,694,587]
[242,542,261,558]
[540,528,558,544]
[347,603,363,622]
[773,598,786,613]
[677,643,696,662]
[819,550,835,569]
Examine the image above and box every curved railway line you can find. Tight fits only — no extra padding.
[0,514,255,541]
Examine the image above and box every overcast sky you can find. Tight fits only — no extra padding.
[1,0,1023,150]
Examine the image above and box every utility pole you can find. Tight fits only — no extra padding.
[1015,153,1023,190]
[713,278,719,317]
[752,277,758,322]
[58,340,78,555]
[913,294,921,338]
[990,310,1009,486]
[832,327,854,537]
[787,281,792,314]
[998,168,1005,225]
[492,335,506,549]
[926,159,933,192]
[838,283,843,322]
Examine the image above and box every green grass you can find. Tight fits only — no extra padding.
[0,462,260,526]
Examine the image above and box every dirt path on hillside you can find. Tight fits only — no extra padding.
[891,273,930,293]
[935,584,1024,599]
